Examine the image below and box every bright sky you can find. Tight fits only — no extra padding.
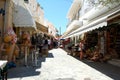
[37,0,72,35]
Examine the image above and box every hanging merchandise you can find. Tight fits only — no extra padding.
[4,27,17,44]
[4,35,12,43]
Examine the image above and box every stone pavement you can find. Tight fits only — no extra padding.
[7,48,120,80]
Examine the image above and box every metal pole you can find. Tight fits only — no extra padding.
[25,46,28,67]
[35,51,38,66]
[59,27,61,36]
[32,50,34,65]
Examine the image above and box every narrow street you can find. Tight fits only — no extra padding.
[0,0,120,80]
[8,48,120,80]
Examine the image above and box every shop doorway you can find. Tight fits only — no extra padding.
[85,31,98,50]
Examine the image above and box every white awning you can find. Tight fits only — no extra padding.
[77,21,107,36]
[65,5,120,38]
[66,20,82,32]
[63,20,82,37]
[13,0,36,30]
[67,16,107,37]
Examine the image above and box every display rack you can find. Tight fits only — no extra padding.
[85,31,98,50]
[115,27,120,57]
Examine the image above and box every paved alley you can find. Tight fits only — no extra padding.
[8,48,120,80]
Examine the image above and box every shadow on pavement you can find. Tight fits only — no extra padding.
[7,52,54,79]
[38,52,54,67]
[75,57,120,80]
[8,66,41,79]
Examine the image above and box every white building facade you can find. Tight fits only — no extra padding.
[63,0,120,60]
[63,0,120,40]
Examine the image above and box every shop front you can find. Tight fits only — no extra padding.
[12,0,37,66]
[65,5,120,61]
[36,21,49,38]
[106,12,120,58]
[82,12,120,61]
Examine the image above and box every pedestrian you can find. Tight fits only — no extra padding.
[36,34,42,53]
[48,38,51,49]
[31,33,36,49]
[79,40,85,60]
[42,37,48,57]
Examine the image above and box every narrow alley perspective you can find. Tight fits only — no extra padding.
[7,48,120,80]
[0,0,120,80]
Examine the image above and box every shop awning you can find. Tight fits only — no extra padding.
[65,5,120,38]
[36,21,48,33]
[13,0,36,30]
[66,20,82,32]
[107,12,120,24]
[63,20,82,37]
[67,16,107,37]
